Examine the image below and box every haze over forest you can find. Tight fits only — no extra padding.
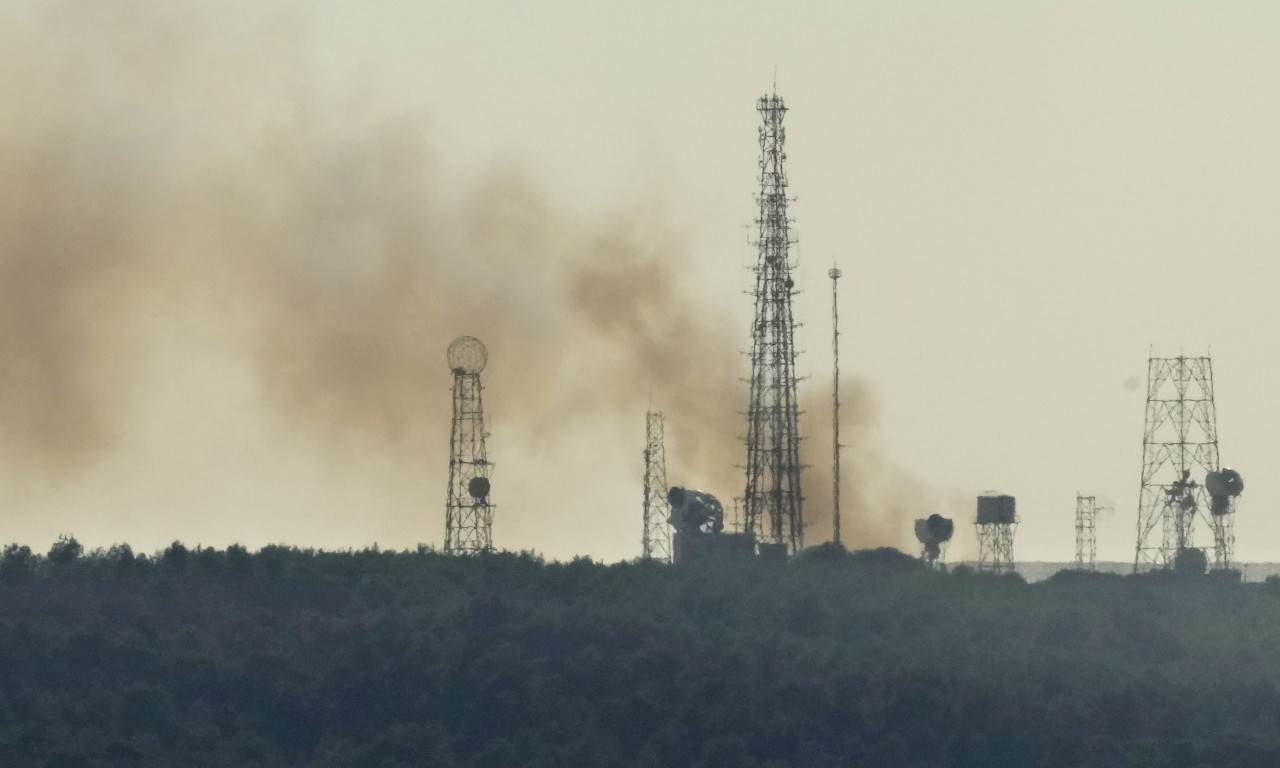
[3,1,1280,564]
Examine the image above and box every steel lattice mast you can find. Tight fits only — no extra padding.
[642,410,672,562]
[444,337,494,554]
[742,91,805,553]
[1133,354,1222,571]
[1075,494,1097,571]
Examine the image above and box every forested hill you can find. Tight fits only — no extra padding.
[1,540,1279,767]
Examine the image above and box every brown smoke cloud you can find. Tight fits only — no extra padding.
[0,1,743,489]
[0,127,144,474]
[0,2,167,476]
[0,0,930,555]
[223,141,745,489]
[800,377,943,552]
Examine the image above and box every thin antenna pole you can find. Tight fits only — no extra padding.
[829,264,842,546]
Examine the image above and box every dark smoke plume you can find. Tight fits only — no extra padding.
[0,2,744,491]
[0,0,927,555]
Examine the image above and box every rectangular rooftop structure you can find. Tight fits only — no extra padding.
[977,494,1016,525]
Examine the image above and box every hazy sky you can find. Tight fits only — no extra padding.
[4,1,1280,564]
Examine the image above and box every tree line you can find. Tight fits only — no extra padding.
[0,538,1277,767]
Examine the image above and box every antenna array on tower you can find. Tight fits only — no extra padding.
[1133,354,1240,572]
[742,91,805,554]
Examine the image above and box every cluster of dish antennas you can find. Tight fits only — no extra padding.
[914,513,955,565]
[666,487,725,535]
[1205,467,1245,516]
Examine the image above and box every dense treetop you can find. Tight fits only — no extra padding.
[0,538,1277,767]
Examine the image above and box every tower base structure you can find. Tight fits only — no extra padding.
[976,494,1017,574]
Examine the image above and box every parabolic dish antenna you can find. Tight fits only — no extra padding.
[447,336,488,374]
[468,476,490,501]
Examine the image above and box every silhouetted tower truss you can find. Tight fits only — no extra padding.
[444,337,494,554]
[1133,354,1235,571]
[1211,490,1237,571]
[642,410,672,562]
[1075,494,1097,571]
[742,91,805,553]
[975,494,1017,574]
[829,265,843,547]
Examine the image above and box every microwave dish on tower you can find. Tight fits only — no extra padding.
[914,514,953,568]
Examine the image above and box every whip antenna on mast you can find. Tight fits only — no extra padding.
[829,264,842,546]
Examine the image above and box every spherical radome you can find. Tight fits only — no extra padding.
[447,336,487,374]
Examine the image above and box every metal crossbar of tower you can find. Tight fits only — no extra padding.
[1075,494,1097,571]
[742,91,805,553]
[444,337,494,554]
[642,410,672,562]
[1133,354,1234,571]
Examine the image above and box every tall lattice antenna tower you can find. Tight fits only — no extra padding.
[642,410,672,562]
[829,264,842,546]
[1133,354,1239,572]
[1075,494,1097,571]
[976,494,1017,574]
[444,336,494,554]
[742,90,805,553]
